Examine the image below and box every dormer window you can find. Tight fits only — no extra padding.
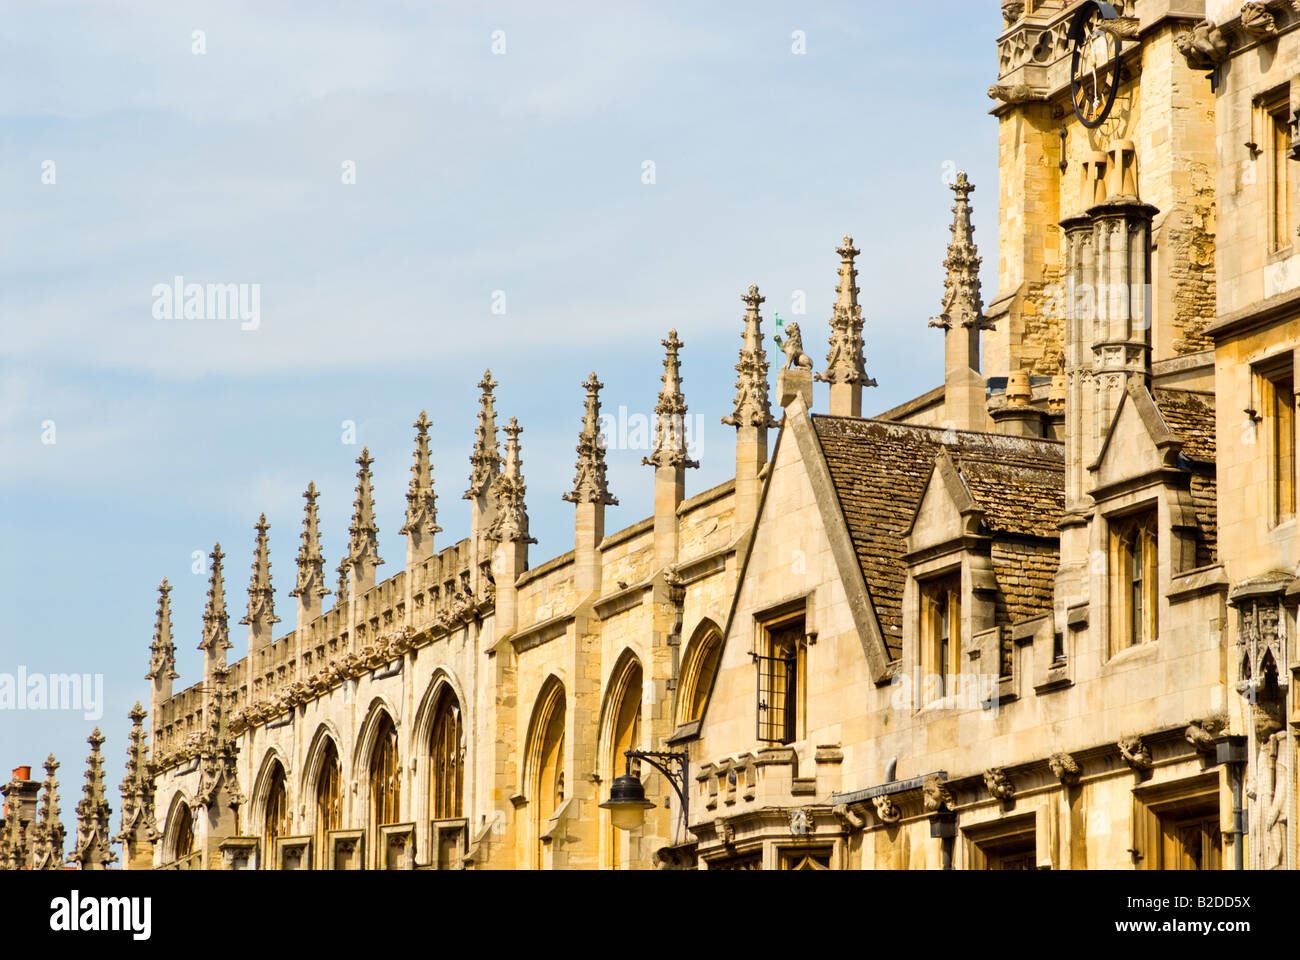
[921,574,962,701]
[1109,508,1157,653]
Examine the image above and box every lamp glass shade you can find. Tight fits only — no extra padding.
[600,773,656,832]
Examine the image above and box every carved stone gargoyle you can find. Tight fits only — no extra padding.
[872,795,902,824]
[1118,735,1154,775]
[987,82,1047,105]
[1175,21,1229,70]
[984,767,1016,802]
[1239,2,1278,40]
[1185,713,1229,755]
[1048,751,1081,785]
[922,774,952,813]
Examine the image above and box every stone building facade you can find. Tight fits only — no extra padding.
[8,0,1300,870]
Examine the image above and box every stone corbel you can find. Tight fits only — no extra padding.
[1118,735,1154,777]
[1185,713,1229,756]
[1049,751,1081,785]
[983,767,1016,803]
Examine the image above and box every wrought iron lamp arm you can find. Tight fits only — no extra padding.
[623,748,690,833]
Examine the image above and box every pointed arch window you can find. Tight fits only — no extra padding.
[429,688,464,820]
[528,684,566,868]
[262,762,288,867]
[677,625,722,726]
[315,740,342,868]
[171,803,195,865]
[370,713,400,830]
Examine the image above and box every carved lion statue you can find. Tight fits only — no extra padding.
[781,323,814,371]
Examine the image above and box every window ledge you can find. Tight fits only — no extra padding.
[1103,641,1158,671]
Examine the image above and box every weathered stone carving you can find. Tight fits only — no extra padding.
[399,411,442,547]
[930,172,994,333]
[240,513,279,634]
[290,483,331,609]
[1184,713,1228,754]
[815,236,876,391]
[198,544,232,662]
[722,285,779,429]
[348,447,385,585]
[69,729,117,870]
[564,373,619,506]
[1096,17,1141,41]
[1048,752,1081,784]
[1118,735,1153,773]
[986,82,1047,105]
[116,703,158,863]
[984,767,1016,801]
[1247,730,1288,869]
[922,774,952,812]
[872,794,902,824]
[1001,1,1024,27]
[486,418,536,544]
[789,808,812,836]
[642,330,700,470]
[145,578,178,684]
[1239,2,1278,39]
[465,370,502,500]
[1175,21,1229,70]
[30,754,65,870]
[780,322,813,372]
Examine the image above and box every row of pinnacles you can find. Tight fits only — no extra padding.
[2,168,993,869]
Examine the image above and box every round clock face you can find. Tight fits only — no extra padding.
[1069,4,1122,129]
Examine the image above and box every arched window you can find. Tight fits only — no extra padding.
[315,739,341,867]
[171,802,195,865]
[527,682,566,868]
[603,657,643,868]
[262,761,288,867]
[429,687,464,820]
[370,713,400,830]
[677,623,722,725]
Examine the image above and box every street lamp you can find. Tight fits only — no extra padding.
[600,748,689,836]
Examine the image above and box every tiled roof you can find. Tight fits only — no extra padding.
[811,417,1064,657]
[1152,389,1216,464]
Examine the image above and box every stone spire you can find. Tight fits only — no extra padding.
[466,371,502,500]
[723,284,778,431]
[198,544,232,671]
[816,236,877,416]
[31,754,65,870]
[70,728,117,870]
[240,513,280,649]
[930,172,993,334]
[564,373,618,507]
[564,374,616,595]
[400,411,442,565]
[930,172,993,432]
[0,767,39,870]
[643,329,700,470]
[117,703,158,869]
[348,447,384,594]
[145,578,178,688]
[724,285,777,531]
[487,418,536,545]
[290,482,330,627]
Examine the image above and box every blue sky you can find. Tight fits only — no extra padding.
[0,1,1001,837]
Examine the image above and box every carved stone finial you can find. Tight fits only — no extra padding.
[922,774,952,812]
[69,728,117,870]
[1118,735,1154,773]
[722,285,778,430]
[198,544,232,659]
[1049,751,1081,784]
[931,172,994,333]
[290,482,330,603]
[815,236,877,390]
[984,767,1016,801]
[563,374,618,506]
[348,447,384,578]
[400,411,442,543]
[116,703,158,857]
[335,558,350,606]
[466,370,503,500]
[30,753,65,870]
[145,578,178,682]
[240,513,280,631]
[643,330,700,470]
[1175,21,1229,70]
[486,418,537,544]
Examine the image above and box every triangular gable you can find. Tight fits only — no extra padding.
[691,392,895,734]
[904,449,986,554]
[1091,380,1184,490]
